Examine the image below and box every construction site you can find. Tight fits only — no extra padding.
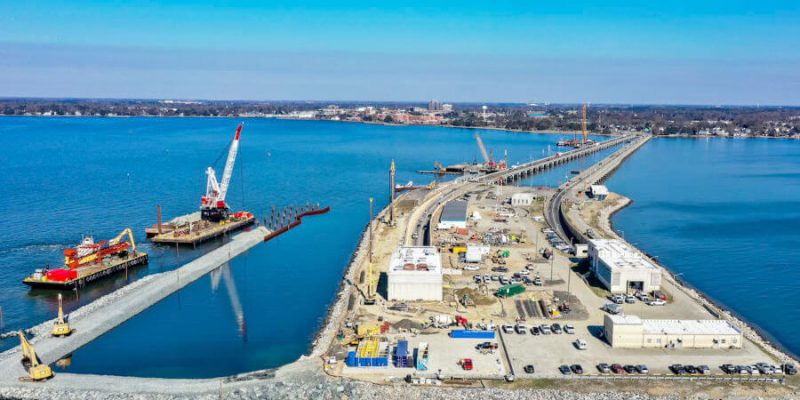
[321,124,790,385]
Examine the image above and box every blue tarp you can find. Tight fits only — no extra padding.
[449,329,496,339]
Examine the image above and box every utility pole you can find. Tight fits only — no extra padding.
[390,160,396,225]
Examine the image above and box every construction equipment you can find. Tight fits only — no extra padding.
[51,293,72,337]
[364,197,377,305]
[63,227,136,269]
[474,132,507,172]
[17,331,53,381]
[581,103,588,144]
[201,123,243,222]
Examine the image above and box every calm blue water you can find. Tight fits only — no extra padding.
[607,137,800,358]
[0,117,609,377]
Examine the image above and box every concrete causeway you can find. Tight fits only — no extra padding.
[0,226,269,383]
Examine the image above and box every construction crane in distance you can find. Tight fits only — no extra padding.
[581,103,590,144]
[51,293,72,337]
[473,132,507,172]
[17,331,53,381]
[201,123,243,222]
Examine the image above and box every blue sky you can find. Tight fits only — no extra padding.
[1,1,798,104]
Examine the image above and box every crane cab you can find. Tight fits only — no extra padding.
[28,364,54,381]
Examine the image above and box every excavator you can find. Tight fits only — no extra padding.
[18,331,53,381]
[51,293,72,337]
[64,228,137,268]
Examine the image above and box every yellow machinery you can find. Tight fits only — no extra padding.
[51,293,72,337]
[18,331,53,381]
[65,228,137,268]
[109,228,136,252]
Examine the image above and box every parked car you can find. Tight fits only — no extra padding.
[623,365,637,373]
[519,269,530,275]
[604,303,623,314]
[610,364,624,374]
[551,323,563,334]
[670,364,686,375]
[652,290,667,300]
[559,365,572,375]
[609,294,625,304]
[524,364,535,374]
[636,364,649,374]
[684,365,698,374]
[530,326,541,335]
[563,324,576,334]
[574,339,587,350]
[533,277,544,286]
[698,365,711,374]
[636,292,650,301]
[625,295,636,304]
[597,363,611,373]
[647,299,667,306]
[461,358,473,370]
[464,264,480,271]
[720,364,736,374]
[515,324,527,334]
[570,364,584,374]
[501,324,514,334]
[540,324,552,335]
[783,363,798,375]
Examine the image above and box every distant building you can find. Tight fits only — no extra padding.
[437,200,468,230]
[441,103,453,112]
[589,185,608,200]
[428,100,442,111]
[387,246,443,301]
[511,193,536,207]
[604,315,743,349]
[588,239,661,293]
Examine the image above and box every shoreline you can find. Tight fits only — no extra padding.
[4,115,799,141]
[603,193,798,363]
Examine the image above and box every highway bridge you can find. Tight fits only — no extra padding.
[406,134,639,246]
[543,135,651,244]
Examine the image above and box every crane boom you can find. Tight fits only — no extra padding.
[581,103,588,144]
[201,123,244,221]
[474,132,491,164]
[218,123,243,202]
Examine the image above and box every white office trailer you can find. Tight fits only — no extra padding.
[604,315,743,349]
[588,239,661,293]
[387,246,443,301]
[590,184,609,200]
[465,245,491,263]
[437,200,468,230]
[511,192,536,206]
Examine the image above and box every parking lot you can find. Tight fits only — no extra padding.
[500,319,779,378]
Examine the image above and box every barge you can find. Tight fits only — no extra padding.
[147,211,255,245]
[147,123,256,246]
[22,229,148,289]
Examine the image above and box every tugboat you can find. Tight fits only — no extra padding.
[22,228,148,289]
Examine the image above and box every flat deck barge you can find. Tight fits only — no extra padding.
[147,214,256,245]
[22,252,149,289]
